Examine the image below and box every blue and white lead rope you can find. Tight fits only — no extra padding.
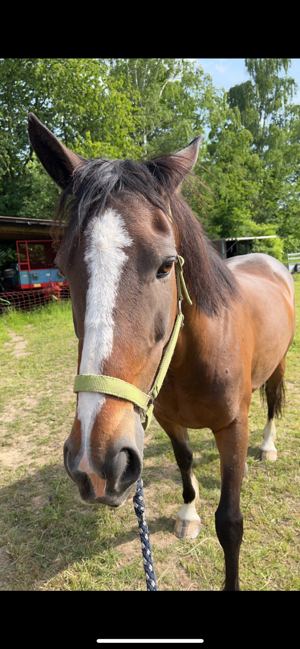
[133,477,157,591]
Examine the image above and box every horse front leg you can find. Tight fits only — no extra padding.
[155,415,200,539]
[213,411,249,591]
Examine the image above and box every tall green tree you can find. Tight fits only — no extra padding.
[107,58,217,156]
[270,103,300,251]
[198,103,264,237]
[216,58,300,254]
[227,58,297,154]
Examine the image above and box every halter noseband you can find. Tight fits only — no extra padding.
[73,255,192,431]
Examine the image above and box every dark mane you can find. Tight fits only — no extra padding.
[170,192,240,316]
[56,153,239,317]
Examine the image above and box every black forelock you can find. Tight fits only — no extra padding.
[56,156,173,247]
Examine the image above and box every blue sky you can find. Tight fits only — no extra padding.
[196,58,300,104]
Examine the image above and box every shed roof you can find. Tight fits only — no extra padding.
[0,215,65,241]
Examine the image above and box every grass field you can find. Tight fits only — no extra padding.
[0,277,299,591]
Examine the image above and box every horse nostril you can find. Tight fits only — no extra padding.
[121,447,142,484]
[104,445,142,490]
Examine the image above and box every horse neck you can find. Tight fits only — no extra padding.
[170,277,232,383]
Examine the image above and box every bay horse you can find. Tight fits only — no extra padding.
[28,112,295,590]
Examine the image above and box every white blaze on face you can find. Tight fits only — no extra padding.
[77,209,133,478]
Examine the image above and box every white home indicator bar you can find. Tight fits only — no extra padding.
[96,641,204,644]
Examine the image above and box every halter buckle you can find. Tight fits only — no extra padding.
[147,389,155,404]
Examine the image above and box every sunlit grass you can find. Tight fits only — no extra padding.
[0,279,299,590]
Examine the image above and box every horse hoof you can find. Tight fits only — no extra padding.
[260,449,277,461]
[174,516,201,539]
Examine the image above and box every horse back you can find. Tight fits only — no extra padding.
[225,253,294,302]
[225,253,295,389]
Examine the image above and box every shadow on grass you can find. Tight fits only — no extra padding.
[143,460,221,495]
[0,446,223,591]
[0,463,135,590]
[247,444,262,460]
[0,459,200,590]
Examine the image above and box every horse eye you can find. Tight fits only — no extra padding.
[157,259,174,279]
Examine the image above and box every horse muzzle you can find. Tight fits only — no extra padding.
[63,431,143,507]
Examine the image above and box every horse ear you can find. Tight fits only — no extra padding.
[171,135,204,191]
[151,135,204,194]
[174,135,204,170]
[28,113,87,189]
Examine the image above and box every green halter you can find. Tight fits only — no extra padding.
[73,255,192,430]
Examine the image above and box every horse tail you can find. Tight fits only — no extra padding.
[260,377,286,419]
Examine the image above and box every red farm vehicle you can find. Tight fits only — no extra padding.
[0,236,68,312]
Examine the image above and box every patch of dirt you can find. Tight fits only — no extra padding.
[154,559,200,590]
[0,409,16,424]
[0,437,43,468]
[285,379,300,393]
[4,329,31,358]
[116,536,141,560]
[31,495,48,510]
[0,396,41,438]
[0,422,65,471]
[20,396,40,411]
[116,529,199,590]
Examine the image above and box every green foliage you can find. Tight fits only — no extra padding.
[200,59,300,255]
[17,154,61,220]
[198,105,264,239]
[1,58,300,254]
[107,58,215,156]
[228,59,297,153]
[0,243,18,264]
[242,221,285,261]
[0,58,142,217]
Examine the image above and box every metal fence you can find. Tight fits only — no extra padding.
[286,252,300,274]
[0,286,71,314]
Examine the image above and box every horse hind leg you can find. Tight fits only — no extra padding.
[154,416,200,539]
[259,359,286,462]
